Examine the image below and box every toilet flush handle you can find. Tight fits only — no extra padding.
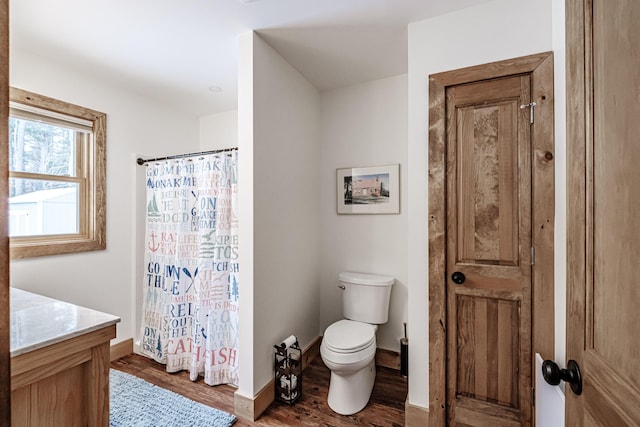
[337,284,345,290]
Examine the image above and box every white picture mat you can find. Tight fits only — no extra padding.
[336,164,399,214]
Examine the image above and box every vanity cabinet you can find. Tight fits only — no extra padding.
[10,288,119,426]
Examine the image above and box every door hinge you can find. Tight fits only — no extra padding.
[531,246,535,265]
[520,102,536,124]
[531,386,535,406]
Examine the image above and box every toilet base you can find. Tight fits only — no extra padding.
[327,359,376,415]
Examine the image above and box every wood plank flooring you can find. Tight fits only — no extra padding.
[111,353,407,426]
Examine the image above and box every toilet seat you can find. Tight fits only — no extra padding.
[323,320,376,353]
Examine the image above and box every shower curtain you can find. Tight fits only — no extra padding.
[140,150,239,386]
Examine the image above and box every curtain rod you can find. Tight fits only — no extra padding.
[136,147,238,165]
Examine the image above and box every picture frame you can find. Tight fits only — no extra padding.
[336,164,399,214]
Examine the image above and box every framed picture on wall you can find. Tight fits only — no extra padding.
[336,164,400,214]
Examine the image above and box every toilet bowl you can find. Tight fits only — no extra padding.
[320,272,394,415]
[320,319,378,415]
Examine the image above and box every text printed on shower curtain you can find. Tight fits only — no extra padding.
[140,151,239,386]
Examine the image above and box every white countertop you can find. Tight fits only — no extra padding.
[10,287,120,357]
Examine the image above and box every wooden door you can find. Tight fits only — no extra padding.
[1,0,11,424]
[566,0,640,425]
[444,75,532,426]
[429,52,554,427]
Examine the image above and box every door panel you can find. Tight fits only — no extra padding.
[446,75,532,426]
[456,295,519,408]
[591,0,640,387]
[456,102,518,266]
[566,0,640,424]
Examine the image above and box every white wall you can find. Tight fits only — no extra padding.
[200,109,238,150]
[319,75,408,351]
[237,32,255,397]
[9,48,199,345]
[407,0,554,408]
[237,32,321,395]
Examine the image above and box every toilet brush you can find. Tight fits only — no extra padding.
[400,322,408,378]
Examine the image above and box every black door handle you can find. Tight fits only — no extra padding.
[542,359,583,395]
[451,271,465,284]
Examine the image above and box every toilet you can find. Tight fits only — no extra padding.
[320,271,394,415]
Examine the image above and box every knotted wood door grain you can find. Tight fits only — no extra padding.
[445,74,532,426]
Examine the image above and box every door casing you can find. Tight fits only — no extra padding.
[428,52,555,426]
[1,0,10,424]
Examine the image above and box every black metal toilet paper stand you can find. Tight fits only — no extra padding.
[274,340,302,404]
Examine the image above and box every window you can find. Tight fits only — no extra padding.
[8,87,106,258]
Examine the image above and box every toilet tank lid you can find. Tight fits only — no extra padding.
[339,272,394,287]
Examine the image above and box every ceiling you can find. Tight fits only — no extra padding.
[10,0,492,116]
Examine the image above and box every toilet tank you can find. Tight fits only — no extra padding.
[339,272,394,324]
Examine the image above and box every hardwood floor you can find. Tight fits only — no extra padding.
[111,353,407,426]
